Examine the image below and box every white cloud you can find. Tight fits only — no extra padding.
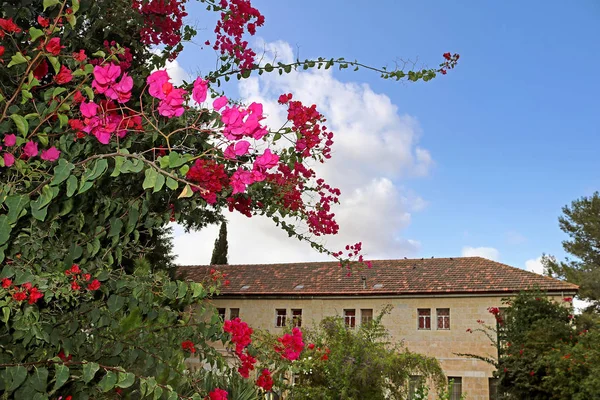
[525,256,546,275]
[174,40,433,265]
[461,246,500,261]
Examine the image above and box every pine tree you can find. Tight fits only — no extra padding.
[210,221,229,265]
[544,192,600,311]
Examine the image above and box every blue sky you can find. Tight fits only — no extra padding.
[174,1,600,272]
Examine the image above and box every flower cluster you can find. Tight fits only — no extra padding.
[440,52,460,75]
[147,70,187,117]
[1,133,61,167]
[92,63,133,103]
[207,388,228,400]
[78,99,140,144]
[1,279,44,304]
[181,340,196,353]
[132,0,188,50]
[275,327,305,361]
[333,242,373,273]
[212,0,265,70]
[487,306,504,325]
[278,93,334,160]
[186,159,229,204]
[223,318,256,377]
[209,268,230,286]
[0,17,22,37]
[255,369,273,391]
[65,264,101,291]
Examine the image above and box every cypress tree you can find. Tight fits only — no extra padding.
[210,221,229,265]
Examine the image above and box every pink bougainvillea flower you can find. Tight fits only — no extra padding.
[3,153,14,167]
[223,140,251,159]
[3,134,16,147]
[105,73,133,103]
[41,146,61,162]
[80,101,99,118]
[23,141,38,157]
[213,95,228,110]
[146,70,171,99]
[208,388,228,400]
[92,63,121,93]
[192,77,208,103]
[54,65,73,85]
[254,149,279,171]
[45,37,63,56]
[157,88,186,117]
[230,168,255,194]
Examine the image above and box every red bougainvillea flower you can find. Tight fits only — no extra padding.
[73,49,86,62]
[23,141,39,158]
[33,60,49,80]
[237,352,256,378]
[54,65,73,85]
[256,369,273,391]
[181,340,196,353]
[45,37,63,56]
[71,281,80,291]
[28,287,44,304]
[41,147,61,162]
[275,327,305,361]
[192,77,208,103]
[1,278,11,288]
[37,15,50,28]
[307,343,315,350]
[186,159,228,204]
[563,297,573,302]
[0,46,4,57]
[87,279,101,291]
[0,18,22,34]
[3,153,15,167]
[57,350,73,362]
[4,134,16,147]
[66,264,81,275]
[12,290,27,302]
[208,388,228,400]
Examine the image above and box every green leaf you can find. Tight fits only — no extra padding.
[153,174,165,193]
[5,195,29,224]
[0,215,10,247]
[83,86,94,100]
[153,386,163,400]
[43,0,60,10]
[91,50,106,58]
[178,184,193,199]
[57,113,68,128]
[11,114,29,136]
[47,56,60,74]
[52,364,69,391]
[6,366,27,391]
[51,159,74,186]
[30,367,48,392]
[29,28,45,42]
[2,307,10,323]
[52,87,67,98]
[111,156,125,177]
[98,371,118,392]
[66,175,77,197]
[108,218,123,238]
[66,14,76,28]
[7,52,28,68]
[82,362,99,384]
[167,391,178,400]
[142,168,158,190]
[72,0,80,13]
[166,177,178,190]
[116,372,135,388]
[176,281,188,299]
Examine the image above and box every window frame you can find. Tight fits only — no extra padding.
[344,309,356,328]
[436,308,450,330]
[417,308,431,330]
[448,377,462,400]
[217,308,226,321]
[360,309,373,325]
[275,308,287,327]
[291,309,303,327]
[229,308,239,320]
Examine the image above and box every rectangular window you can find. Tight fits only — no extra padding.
[418,309,431,330]
[361,309,373,325]
[448,377,462,400]
[292,309,302,327]
[229,308,239,320]
[217,308,226,320]
[276,309,287,327]
[489,377,499,400]
[344,309,356,328]
[437,308,450,330]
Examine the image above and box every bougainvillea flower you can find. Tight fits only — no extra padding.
[80,102,99,118]
[192,77,208,103]
[254,149,279,171]
[157,88,186,117]
[208,388,228,400]
[230,168,255,194]
[0,18,22,34]
[146,70,171,99]
[33,60,49,80]
[41,147,61,161]
[87,279,101,291]
[223,140,250,159]
[37,16,50,28]
[54,65,73,85]
[3,153,14,167]
[45,37,63,56]
[213,95,228,110]
[3,134,16,147]
[23,141,39,157]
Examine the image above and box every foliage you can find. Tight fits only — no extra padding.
[544,191,600,312]
[261,307,445,400]
[210,221,228,265]
[0,0,456,398]
[463,291,600,400]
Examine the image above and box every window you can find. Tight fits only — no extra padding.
[418,309,431,330]
[229,308,239,319]
[448,377,462,400]
[344,309,356,328]
[276,309,287,327]
[489,378,499,400]
[361,309,373,325]
[437,308,450,330]
[217,308,226,320]
[292,309,302,327]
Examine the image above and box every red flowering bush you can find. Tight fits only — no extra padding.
[0,0,456,398]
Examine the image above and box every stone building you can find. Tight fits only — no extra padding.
[178,257,578,400]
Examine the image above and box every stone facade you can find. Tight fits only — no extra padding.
[206,293,568,400]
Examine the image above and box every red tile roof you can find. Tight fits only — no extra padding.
[177,257,578,296]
